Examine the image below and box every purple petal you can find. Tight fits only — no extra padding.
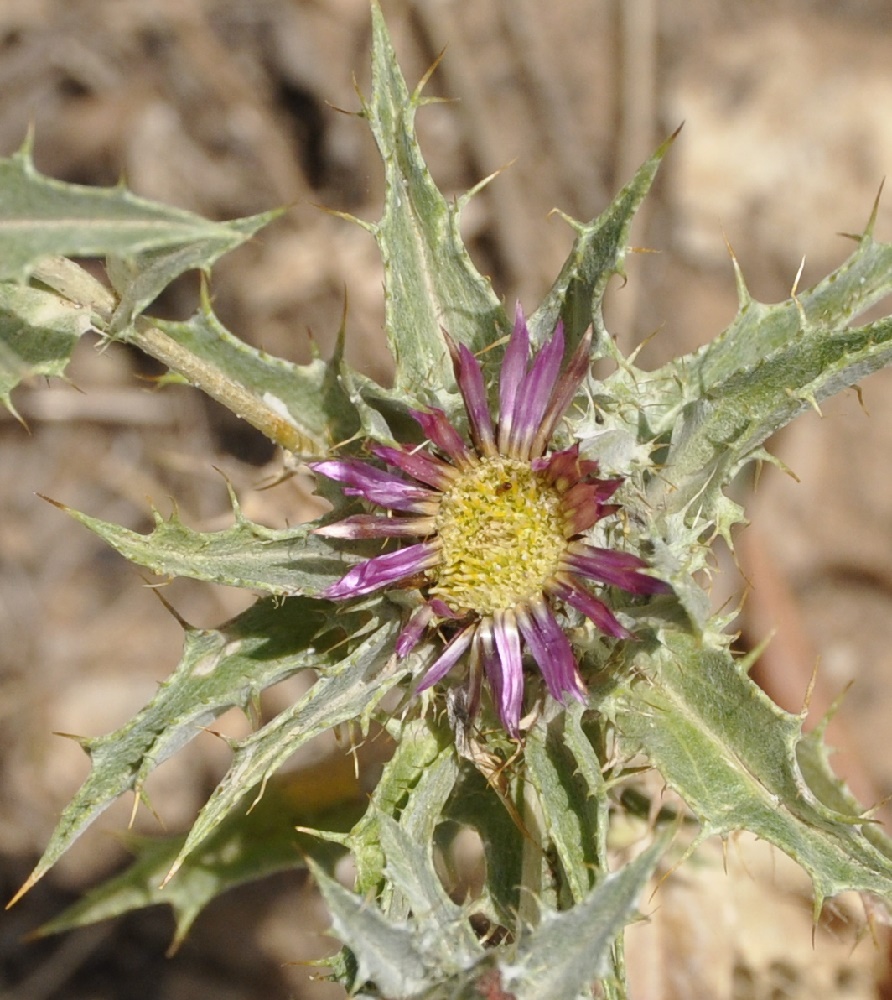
[536,443,600,489]
[314,514,436,539]
[396,603,435,657]
[508,322,565,460]
[530,327,593,457]
[322,541,439,600]
[560,480,622,534]
[561,479,621,509]
[311,458,437,513]
[490,610,524,735]
[517,601,586,703]
[476,624,510,734]
[497,303,530,453]
[370,444,457,490]
[409,408,471,467]
[428,597,462,619]
[551,577,630,639]
[564,542,668,595]
[416,624,476,691]
[445,332,496,456]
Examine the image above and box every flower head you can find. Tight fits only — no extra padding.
[312,307,666,735]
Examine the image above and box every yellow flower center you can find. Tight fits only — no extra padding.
[431,455,567,615]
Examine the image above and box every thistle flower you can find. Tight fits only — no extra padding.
[312,307,666,735]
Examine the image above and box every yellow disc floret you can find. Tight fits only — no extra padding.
[431,455,567,615]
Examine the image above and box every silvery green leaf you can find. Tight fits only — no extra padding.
[36,771,362,951]
[650,315,892,522]
[140,304,359,455]
[313,862,431,999]
[524,705,604,905]
[45,493,350,596]
[506,837,666,1000]
[106,209,279,330]
[0,282,90,415]
[379,815,481,966]
[444,763,525,925]
[617,631,892,913]
[164,613,402,880]
[11,597,371,905]
[0,145,271,282]
[529,128,678,353]
[365,1,504,402]
[351,716,456,908]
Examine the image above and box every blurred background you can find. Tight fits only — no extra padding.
[2,0,892,997]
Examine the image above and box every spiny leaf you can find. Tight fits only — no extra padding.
[315,827,665,1000]
[312,861,432,999]
[37,766,365,950]
[688,230,892,393]
[164,614,402,881]
[529,127,679,354]
[378,815,480,963]
[444,764,525,925]
[617,631,892,913]
[649,315,892,520]
[348,716,454,902]
[46,495,351,596]
[365,1,504,402]
[106,210,279,331]
[11,597,361,905]
[138,304,359,455]
[0,146,271,282]
[0,282,91,416]
[525,705,604,905]
[508,836,666,1000]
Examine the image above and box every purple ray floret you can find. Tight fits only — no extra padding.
[370,444,456,490]
[314,514,435,539]
[417,625,475,691]
[565,542,668,595]
[322,541,439,600]
[310,458,436,512]
[531,327,594,457]
[447,334,496,456]
[409,407,471,466]
[518,601,585,703]
[551,578,629,639]
[491,612,524,736]
[498,304,530,452]
[508,320,565,458]
[396,603,436,657]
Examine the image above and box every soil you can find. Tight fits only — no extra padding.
[2,1,892,998]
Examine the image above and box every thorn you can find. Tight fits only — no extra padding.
[323,97,364,118]
[211,466,241,519]
[160,858,181,890]
[801,657,821,723]
[7,871,40,910]
[864,177,885,239]
[851,383,869,417]
[3,394,28,430]
[145,584,193,631]
[458,159,517,208]
[312,201,375,234]
[412,46,448,104]
[52,730,95,754]
[36,492,70,513]
[790,255,806,298]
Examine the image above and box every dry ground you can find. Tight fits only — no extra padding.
[2,1,892,998]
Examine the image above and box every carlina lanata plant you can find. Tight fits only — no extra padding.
[313,306,668,736]
[4,3,892,998]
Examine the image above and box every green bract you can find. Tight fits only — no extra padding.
[4,4,892,997]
